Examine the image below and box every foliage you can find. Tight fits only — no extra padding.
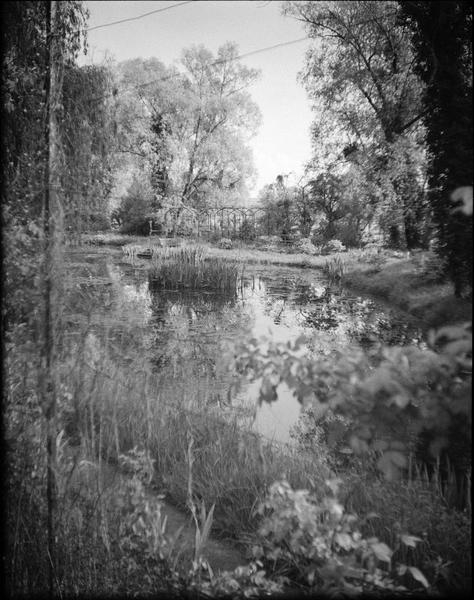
[239,218,257,241]
[292,237,318,255]
[114,44,261,209]
[324,255,346,282]
[237,322,471,483]
[257,176,299,239]
[399,1,473,296]
[116,176,155,235]
[218,237,233,249]
[252,479,429,594]
[148,246,241,293]
[61,63,117,235]
[2,0,89,328]
[285,0,431,249]
[322,239,346,254]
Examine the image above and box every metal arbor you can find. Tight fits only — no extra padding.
[149,206,271,239]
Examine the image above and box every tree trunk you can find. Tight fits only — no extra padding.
[42,2,62,594]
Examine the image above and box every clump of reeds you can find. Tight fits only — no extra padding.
[148,246,242,293]
[122,243,163,259]
[323,255,346,282]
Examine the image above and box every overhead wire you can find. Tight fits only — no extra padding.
[85,1,197,32]
[78,35,311,104]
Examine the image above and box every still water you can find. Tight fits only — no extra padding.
[64,247,424,445]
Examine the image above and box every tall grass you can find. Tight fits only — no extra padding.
[5,315,472,595]
[323,255,346,282]
[148,246,243,294]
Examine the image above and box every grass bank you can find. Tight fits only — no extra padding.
[341,254,472,329]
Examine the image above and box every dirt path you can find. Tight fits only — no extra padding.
[68,453,246,574]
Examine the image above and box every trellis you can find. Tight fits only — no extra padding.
[149,206,272,238]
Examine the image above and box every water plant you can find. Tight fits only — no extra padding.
[324,255,346,281]
[148,246,242,293]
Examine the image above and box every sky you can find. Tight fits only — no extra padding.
[79,0,315,197]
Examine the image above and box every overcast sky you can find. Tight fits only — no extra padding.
[79,0,314,196]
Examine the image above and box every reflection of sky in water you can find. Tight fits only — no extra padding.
[65,250,424,446]
[106,262,153,325]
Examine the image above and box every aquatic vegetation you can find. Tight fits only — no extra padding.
[324,255,346,281]
[122,242,163,259]
[148,246,242,293]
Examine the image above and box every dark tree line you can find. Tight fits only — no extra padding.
[400,0,472,296]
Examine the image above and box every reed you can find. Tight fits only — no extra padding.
[323,255,346,282]
[148,246,242,293]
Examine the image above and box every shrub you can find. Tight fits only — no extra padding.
[290,237,318,255]
[218,238,233,250]
[252,479,429,594]
[88,212,111,232]
[239,219,256,241]
[117,177,154,236]
[321,239,346,254]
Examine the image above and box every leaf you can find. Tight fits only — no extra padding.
[407,566,429,588]
[397,564,407,576]
[370,541,393,563]
[260,377,278,403]
[335,532,353,550]
[451,186,473,216]
[400,534,422,548]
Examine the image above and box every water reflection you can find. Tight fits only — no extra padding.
[64,249,424,444]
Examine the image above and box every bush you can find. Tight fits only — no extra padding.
[321,239,346,254]
[252,479,430,594]
[293,237,318,255]
[88,212,111,232]
[218,238,233,250]
[117,177,154,236]
[239,219,256,241]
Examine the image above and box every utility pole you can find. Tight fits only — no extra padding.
[43,1,61,595]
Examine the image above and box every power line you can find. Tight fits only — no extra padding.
[86,1,197,32]
[82,35,311,102]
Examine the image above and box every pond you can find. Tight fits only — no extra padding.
[63,246,425,445]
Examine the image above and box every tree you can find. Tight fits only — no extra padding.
[399,1,473,296]
[257,176,299,239]
[2,1,89,594]
[285,0,430,249]
[114,43,261,214]
[115,176,155,235]
[307,172,345,241]
[61,63,117,234]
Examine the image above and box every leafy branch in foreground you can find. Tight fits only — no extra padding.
[237,320,471,481]
[251,479,429,594]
